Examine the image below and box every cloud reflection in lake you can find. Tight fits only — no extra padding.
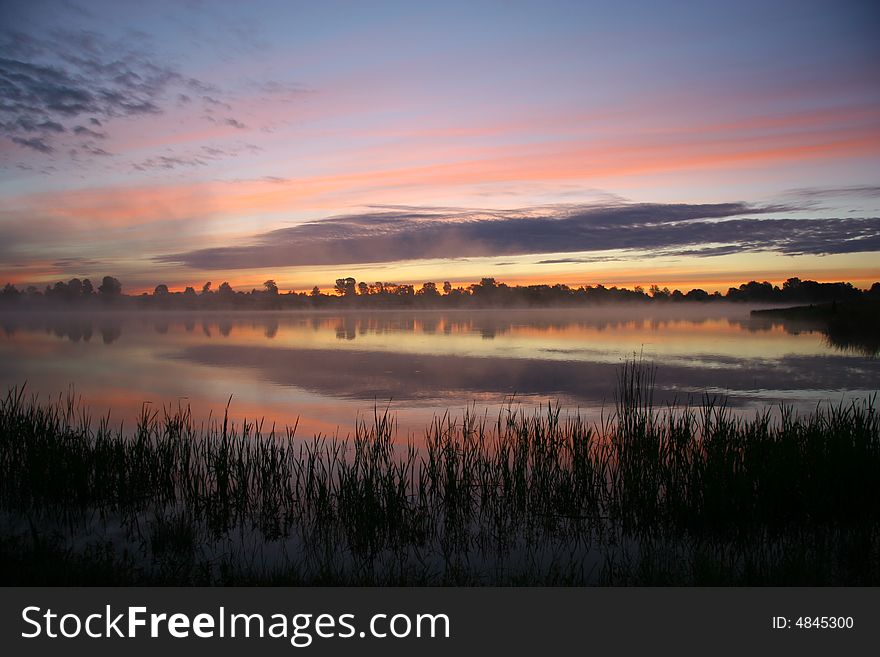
[1,307,876,439]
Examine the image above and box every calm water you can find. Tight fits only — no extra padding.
[1,306,877,439]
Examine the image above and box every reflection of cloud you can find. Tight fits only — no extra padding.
[157,201,880,270]
[4,312,878,410]
[173,343,880,406]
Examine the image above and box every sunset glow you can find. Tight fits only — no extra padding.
[1,0,878,292]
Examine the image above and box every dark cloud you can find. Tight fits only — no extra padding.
[536,254,632,265]
[662,245,750,258]
[224,118,246,129]
[73,124,106,139]
[81,143,111,156]
[202,95,230,109]
[50,256,104,270]
[784,185,880,200]
[133,154,208,171]
[0,28,214,155]
[157,201,880,270]
[3,116,66,133]
[132,142,257,171]
[11,135,53,153]
[256,80,308,95]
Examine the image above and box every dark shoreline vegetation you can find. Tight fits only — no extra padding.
[752,299,880,356]
[1,362,878,585]
[3,275,879,310]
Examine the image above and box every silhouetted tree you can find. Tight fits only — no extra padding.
[98,276,122,299]
[3,272,874,311]
[67,278,83,298]
[1,283,20,302]
[218,282,234,297]
[334,277,356,297]
[650,285,670,301]
[685,288,709,301]
[418,282,439,297]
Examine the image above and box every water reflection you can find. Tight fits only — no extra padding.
[3,310,839,345]
[1,308,877,436]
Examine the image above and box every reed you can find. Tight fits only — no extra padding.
[1,363,878,585]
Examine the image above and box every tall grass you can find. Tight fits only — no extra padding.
[1,362,878,585]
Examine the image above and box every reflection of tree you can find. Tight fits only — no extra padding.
[826,328,879,357]
[335,317,356,340]
[100,321,122,344]
[751,300,880,356]
[826,304,880,357]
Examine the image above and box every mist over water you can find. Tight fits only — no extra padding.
[1,305,876,439]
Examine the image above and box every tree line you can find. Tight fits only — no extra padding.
[1,275,878,310]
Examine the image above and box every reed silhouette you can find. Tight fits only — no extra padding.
[1,361,877,585]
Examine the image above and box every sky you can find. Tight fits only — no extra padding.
[1,0,879,294]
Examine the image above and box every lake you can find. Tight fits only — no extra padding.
[1,305,877,440]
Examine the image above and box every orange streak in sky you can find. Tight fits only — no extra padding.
[6,117,879,228]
